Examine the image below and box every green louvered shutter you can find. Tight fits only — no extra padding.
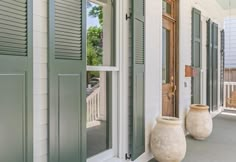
[220,30,225,106]
[130,0,145,160]
[191,8,202,104]
[212,23,218,111]
[0,0,33,161]
[49,0,86,162]
[207,19,213,110]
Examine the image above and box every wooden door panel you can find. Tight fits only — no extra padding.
[162,84,175,116]
[162,16,176,117]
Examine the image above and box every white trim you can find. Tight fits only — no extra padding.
[118,0,129,159]
[87,150,115,162]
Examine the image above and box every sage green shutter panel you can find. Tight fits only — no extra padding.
[207,19,213,110]
[0,0,33,162]
[220,30,225,106]
[130,0,145,160]
[212,23,218,111]
[191,8,202,104]
[49,0,86,162]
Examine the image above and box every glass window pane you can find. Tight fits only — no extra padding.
[86,71,112,157]
[162,0,172,15]
[87,1,116,66]
[162,28,170,84]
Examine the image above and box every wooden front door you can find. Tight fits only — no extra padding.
[162,0,176,116]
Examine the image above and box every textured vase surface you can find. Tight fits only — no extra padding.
[150,117,186,162]
[186,104,213,140]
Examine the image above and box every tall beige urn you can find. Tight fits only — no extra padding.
[186,104,213,140]
[150,117,186,162]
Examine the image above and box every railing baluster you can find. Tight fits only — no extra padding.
[86,87,101,128]
[224,84,227,107]
[224,82,236,109]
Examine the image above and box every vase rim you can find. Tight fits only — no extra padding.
[190,104,209,110]
[157,116,182,125]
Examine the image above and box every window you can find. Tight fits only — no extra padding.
[86,0,118,160]
[162,0,174,17]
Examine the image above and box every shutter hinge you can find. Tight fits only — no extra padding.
[125,153,132,160]
[126,13,132,20]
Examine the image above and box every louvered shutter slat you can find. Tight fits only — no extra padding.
[0,0,27,56]
[55,0,82,60]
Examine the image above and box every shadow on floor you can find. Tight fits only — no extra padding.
[150,110,236,162]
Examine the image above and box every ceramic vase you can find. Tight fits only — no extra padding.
[186,104,213,140]
[150,117,186,162]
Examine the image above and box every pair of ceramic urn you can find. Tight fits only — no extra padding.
[150,104,213,162]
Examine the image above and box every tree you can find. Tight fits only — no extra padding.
[89,5,103,26]
[87,3,103,78]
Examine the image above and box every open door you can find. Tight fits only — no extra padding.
[162,0,177,117]
[49,0,87,162]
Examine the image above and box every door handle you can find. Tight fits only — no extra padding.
[171,85,177,94]
[168,76,176,98]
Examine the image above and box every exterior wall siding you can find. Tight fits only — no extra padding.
[179,0,224,123]
[224,18,236,68]
[33,0,48,161]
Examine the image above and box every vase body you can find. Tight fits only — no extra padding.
[186,104,213,140]
[150,117,186,162]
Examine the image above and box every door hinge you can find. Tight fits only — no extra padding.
[126,13,132,20]
[125,153,132,160]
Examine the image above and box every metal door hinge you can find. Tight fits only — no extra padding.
[125,153,132,160]
[126,13,132,20]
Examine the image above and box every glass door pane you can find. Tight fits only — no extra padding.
[86,71,112,157]
[162,27,170,84]
[162,0,172,15]
[86,0,115,158]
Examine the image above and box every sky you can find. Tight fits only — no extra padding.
[87,3,100,28]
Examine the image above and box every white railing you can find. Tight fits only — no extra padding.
[86,87,101,128]
[224,82,236,108]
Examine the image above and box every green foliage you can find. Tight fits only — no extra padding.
[87,3,104,78]
[89,5,103,26]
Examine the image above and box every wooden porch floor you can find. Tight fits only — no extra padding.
[150,110,236,162]
[87,121,107,158]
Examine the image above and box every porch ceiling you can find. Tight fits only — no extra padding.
[216,0,236,10]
